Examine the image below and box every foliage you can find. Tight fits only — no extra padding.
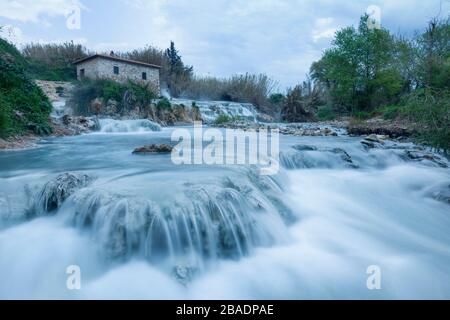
[352,111,372,120]
[316,105,336,121]
[309,15,450,150]
[373,104,404,120]
[413,18,450,90]
[269,93,285,105]
[165,41,194,97]
[282,79,322,122]
[224,73,277,108]
[22,41,89,81]
[71,79,157,116]
[213,114,242,125]
[0,37,27,68]
[0,38,52,138]
[183,73,277,109]
[214,114,232,125]
[157,97,172,109]
[402,89,450,152]
[311,15,405,114]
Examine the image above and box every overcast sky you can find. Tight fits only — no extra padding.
[0,0,448,90]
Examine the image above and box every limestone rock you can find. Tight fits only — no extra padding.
[30,173,95,217]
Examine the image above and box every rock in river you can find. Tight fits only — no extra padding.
[132,144,173,154]
[29,172,95,217]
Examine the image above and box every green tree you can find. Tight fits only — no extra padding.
[414,18,450,90]
[165,41,193,97]
[311,15,405,114]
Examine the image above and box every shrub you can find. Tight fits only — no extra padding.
[213,114,243,125]
[374,104,403,120]
[127,81,156,106]
[317,105,336,121]
[402,89,450,152]
[183,73,277,109]
[214,114,232,125]
[353,111,372,120]
[71,79,157,116]
[102,80,126,102]
[269,93,285,105]
[157,97,172,109]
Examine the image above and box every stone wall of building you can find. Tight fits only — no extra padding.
[76,57,160,94]
[76,58,100,80]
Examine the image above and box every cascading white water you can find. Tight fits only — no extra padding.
[98,119,162,133]
[170,98,258,123]
[52,169,292,270]
[0,124,449,299]
[51,100,72,119]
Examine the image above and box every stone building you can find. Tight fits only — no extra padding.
[73,54,161,94]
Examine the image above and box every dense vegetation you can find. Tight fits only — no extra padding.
[0,38,52,138]
[22,41,89,81]
[282,15,449,151]
[71,79,157,115]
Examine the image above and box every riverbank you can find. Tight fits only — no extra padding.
[0,134,40,150]
[0,115,99,150]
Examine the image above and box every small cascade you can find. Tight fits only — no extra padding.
[170,98,258,123]
[280,145,359,170]
[51,99,73,120]
[98,119,162,133]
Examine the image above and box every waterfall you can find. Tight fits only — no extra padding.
[171,98,259,123]
[51,100,71,119]
[26,167,294,272]
[98,119,162,133]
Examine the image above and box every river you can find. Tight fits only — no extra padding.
[0,121,449,299]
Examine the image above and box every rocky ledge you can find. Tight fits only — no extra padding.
[360,134,448,168]
[348,117,414,138]
[0,116,99,151]
[58,115,100,135]
[213,121,344,137]
[35,80,74,102]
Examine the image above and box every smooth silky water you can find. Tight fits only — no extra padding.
[0,123,449,299]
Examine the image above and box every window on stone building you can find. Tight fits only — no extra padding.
[114,66,119,75]
[142,72,147,80]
